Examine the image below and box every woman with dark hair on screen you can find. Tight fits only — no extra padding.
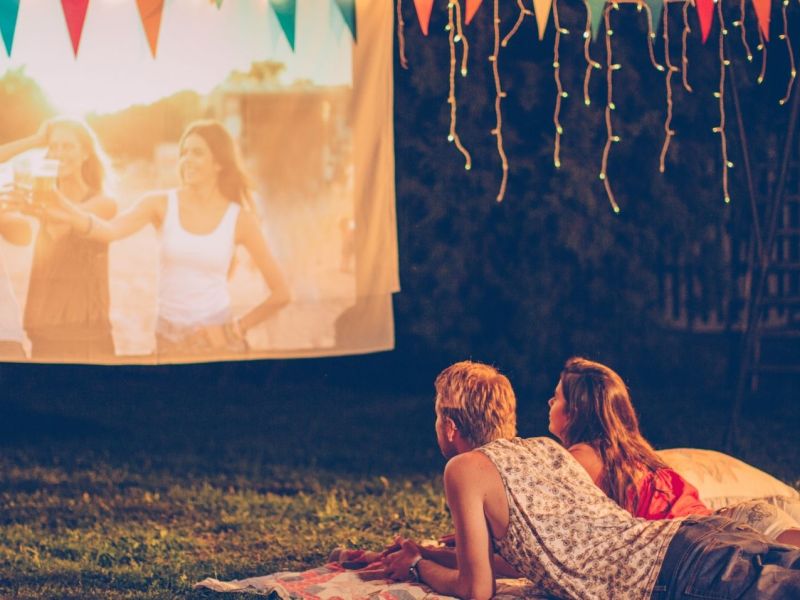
[51,119,289,356]
[549,356,800,546]
[0,118,117,360]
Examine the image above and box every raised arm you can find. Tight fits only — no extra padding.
[234,211,290,332]
[0,131,45,163]
[59,192,165,243]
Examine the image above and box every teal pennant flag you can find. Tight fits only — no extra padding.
[644,0,664,34]
[0,0,20,56]
[269,0,297,51]
[586,0,605,41]
[332,0,356,41]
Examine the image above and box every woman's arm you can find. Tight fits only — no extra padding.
[234,211,290,332]
[57,192,164,243]
[0,212,32,246]
[0,132,45,164]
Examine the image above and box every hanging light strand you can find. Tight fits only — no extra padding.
[733,0,753,62]
[502,0,533,47]
[681,0,694,92]
[446,0,472,170]
[779,0,797,105]
[600,3,621,213]
[715,0,731,204]
[396,0,409,69]
[490,0,509,201]
[583,2,602,106]
[553,0,566,168]
[757,28,767,84]
[452,0,470,75]
[640,1,665,72]
[659,5,680,173]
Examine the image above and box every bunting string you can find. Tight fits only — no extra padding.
[779,0,796,105]
[397,0,409,69]
[490,0,509,201]
[681,0,694,92]
[600,3,621,213]
[446,0,472,170]
[715,0,731,204]
[659,4,680,173]
[553,0,565,168]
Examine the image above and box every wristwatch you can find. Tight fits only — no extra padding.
[408,555,423,583]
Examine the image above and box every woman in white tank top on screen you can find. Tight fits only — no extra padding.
[52,120,290,356]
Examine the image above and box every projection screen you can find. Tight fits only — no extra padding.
[0,1,398,364]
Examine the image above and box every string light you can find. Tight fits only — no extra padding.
[583,2,602,107]
[396,0,409,70]
[659,4,680,173]
[757,28,767,84]
[553,0,566,168]
[491,0,509,201]
[681,0,694,92]
[779,0,796,105]
[736,0,753,62]
[715,0,731,204]
[446,0,472,170]
[640,0,665,72]
[502,0,533,47]
[601,4,621,213]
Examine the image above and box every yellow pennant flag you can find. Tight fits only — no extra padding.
[533,0,552,40]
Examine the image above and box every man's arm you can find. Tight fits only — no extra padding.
[381,452,497,600]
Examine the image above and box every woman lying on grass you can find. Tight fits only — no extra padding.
[549,356,800,546]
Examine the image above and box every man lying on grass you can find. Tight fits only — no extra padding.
[366,361,800,600]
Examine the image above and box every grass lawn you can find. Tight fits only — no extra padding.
[1,361,798,599]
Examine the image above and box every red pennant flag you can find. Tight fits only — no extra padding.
[465,0,483,25]
[136,0,164,57]
[751,0,770,41]
[412,0,433,36]
[60,0,90,56]
[695,0,715,43]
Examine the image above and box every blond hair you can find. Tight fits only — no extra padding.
[435,361,517,447]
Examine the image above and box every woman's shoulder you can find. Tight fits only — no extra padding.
[567,443,605,483]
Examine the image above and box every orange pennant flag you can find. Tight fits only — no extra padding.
[533,0,552,40]
[465,0,483,25]
[136,0,164,58]
[60,0,90,56]
[751,0,770,41]
[412,0,433,35]
[695,0,714,43]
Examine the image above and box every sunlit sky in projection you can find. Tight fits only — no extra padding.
[0,0,353,115]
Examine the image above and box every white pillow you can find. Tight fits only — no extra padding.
[657,448,800,522]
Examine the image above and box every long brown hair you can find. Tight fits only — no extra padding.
[179,120,254,211]
[46,117,110,194]
[559,357,667,512]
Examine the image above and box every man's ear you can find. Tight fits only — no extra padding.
[443,416,458,442]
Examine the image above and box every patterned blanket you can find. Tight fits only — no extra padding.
[194,562,545,599]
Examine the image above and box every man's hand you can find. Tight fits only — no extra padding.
[380,537,422,581]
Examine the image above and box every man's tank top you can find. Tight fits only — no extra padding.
[158,190,240,328]
[478,437,682,600]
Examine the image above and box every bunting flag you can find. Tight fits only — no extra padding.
[412,0,434,36]
[695,0,715,43]
[533,0,552,40]
[586,0,604,40]
[269,0,297,51]
[465,0,483,25]
[644,0,664,34]
[60,0,91,56]
[136,0,165,57]
[751,0,771,41]
[0,0,20,56]
[332,0,356,40]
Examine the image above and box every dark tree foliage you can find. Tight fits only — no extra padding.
[0,67,54,141]
[392,0,798,390]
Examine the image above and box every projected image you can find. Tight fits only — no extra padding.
[0,1,363,362]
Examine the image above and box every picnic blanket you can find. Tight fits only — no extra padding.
[194,561,545,599]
